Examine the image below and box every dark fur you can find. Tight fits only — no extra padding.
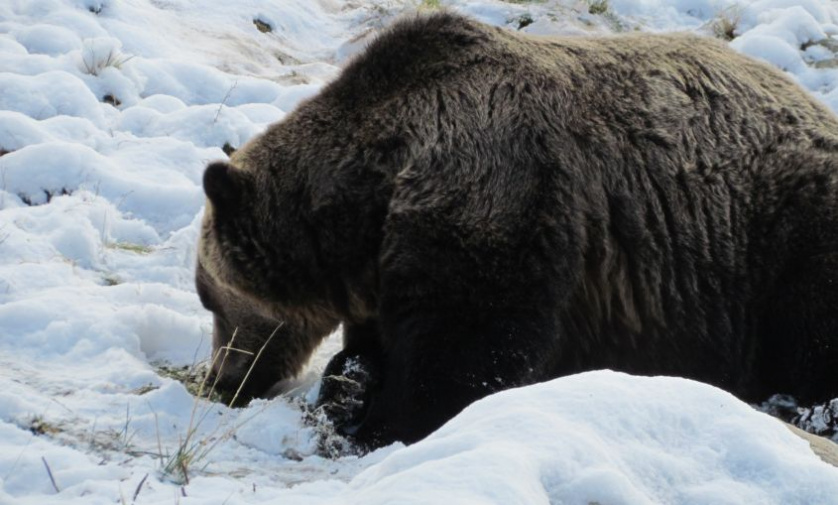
[197,12,838,447]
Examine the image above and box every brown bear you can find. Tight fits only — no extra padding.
[196,12,838,448]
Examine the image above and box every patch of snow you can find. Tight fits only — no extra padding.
[0,71,109,126]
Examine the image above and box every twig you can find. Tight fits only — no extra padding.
[5,433,35,482]
[189,328,239,430]
[214,80,239,123]
[132,473,149,503]
[146,402,164,464]
[121,403,133,448]
[41,457,60,493]
[180,458,189,485]
[205,328,239,400]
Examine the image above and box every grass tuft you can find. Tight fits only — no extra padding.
[705,6,742,41]
[419,0,441,9]
[81,42,134,76]
[156,363,221,401]
[587,0,609,15]
[29,415,62,436]
[102,273,123,286]
[517,13,534,30]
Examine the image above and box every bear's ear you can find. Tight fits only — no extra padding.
[204,162,245,210]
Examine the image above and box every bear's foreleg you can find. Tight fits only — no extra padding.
[317,320,383,430]
[349,305,558,448]
[759,252,838,403]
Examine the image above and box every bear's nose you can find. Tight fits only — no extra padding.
[204,370,237,397]
[204,370,218,388]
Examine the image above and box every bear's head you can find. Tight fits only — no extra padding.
[197,139,347,401]
[197,83,398,341]
[196,126,379,403]
[195,258,332,404]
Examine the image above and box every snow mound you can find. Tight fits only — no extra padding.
[329,372,838,505]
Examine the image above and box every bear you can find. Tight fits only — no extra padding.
[196,11,838,448]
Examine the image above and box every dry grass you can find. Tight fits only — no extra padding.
[705,6,742,41]
[102,273,123,286]
[81,42,134,76]
[28,415,62,436]
[106,241,154,255]
[158,324,282,484]
[156,364,219,400]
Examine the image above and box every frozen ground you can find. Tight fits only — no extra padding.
[2,0,838,503]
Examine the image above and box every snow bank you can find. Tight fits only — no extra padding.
[3,371,836,505]
[333,372,838,505]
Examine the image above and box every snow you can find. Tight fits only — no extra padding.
[2,0,838,503]
[605,0,738,28]
[339,372,838,505]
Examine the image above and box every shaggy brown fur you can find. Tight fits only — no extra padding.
[197,12,838,447]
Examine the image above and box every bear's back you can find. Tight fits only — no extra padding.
[346,13,838,166]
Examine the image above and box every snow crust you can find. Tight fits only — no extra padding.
[2,0,838,503]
